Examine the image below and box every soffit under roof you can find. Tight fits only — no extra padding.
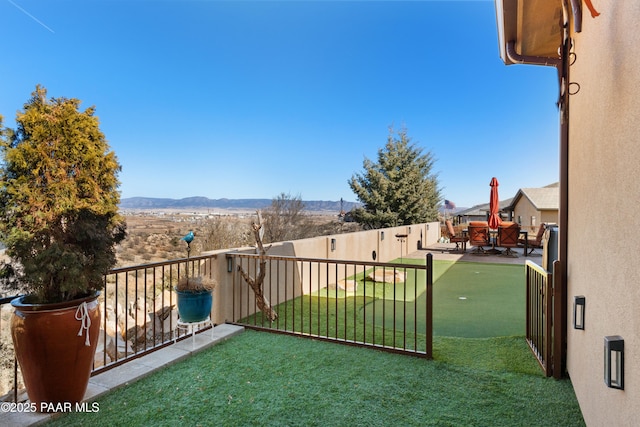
[496,0,563,65]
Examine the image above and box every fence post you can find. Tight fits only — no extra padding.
[552,259,565,379]
[426,253,433,359]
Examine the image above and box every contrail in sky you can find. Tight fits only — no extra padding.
[7,0,55,33]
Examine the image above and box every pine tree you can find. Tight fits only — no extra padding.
[348,127,441,229]
[0,85,126,303]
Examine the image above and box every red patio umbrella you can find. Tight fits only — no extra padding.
[488,177,503,230]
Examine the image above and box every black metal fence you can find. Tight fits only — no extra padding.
[228,252,433,358]
[525,260,553,377]
[0,254,217,402]
[0,294,21,403]
[1,251,434,402]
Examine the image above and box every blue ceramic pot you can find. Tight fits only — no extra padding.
[175,289,212,323]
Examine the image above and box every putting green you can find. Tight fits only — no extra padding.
[365,261,526,338]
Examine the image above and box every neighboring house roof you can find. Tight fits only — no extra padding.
[456,183,559,218]
[456,204,488,217]
[510,184,559,211]
[498,197,514,211]
[457,197,514,217]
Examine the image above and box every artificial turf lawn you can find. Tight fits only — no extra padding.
[364,260,524,338]
[45,330,585,427]
[46,260,580,426]
[431,261,525,338]
[255,260,524,340]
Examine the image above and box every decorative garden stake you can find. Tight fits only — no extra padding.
[182,230,194,278]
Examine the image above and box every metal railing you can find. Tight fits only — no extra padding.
[0,254,217,402]
[525,260,553,377]
[228,252,433,358]
[0,294,21,403]
[1,251,434,402]
[93,254,218,371]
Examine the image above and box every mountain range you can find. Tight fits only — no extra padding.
[119,197,359,213]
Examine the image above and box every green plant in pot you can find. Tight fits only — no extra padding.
[0,86,126,410]
[175,275,216,323]
[174,231,215,323]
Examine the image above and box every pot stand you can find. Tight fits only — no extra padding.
[175,317,213,349]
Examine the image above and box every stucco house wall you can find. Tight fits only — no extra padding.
[566,1,640,424]
[510,187,559,232]
[538,211,557,226]
[513,202,556,232]
[513,198,539,231]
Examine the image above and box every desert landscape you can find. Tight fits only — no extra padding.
[0,208,359,399]
[115,208,357,265]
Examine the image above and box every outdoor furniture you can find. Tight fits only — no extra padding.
[445,220,468,252]
[497,221,520,257]
[468,221,490,254]
[518,230,528,256]
[519,223,546,255]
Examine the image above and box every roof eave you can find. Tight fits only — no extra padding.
[494,0,513,65]
[494,0,563,67]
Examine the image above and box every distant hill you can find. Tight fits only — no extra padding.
[120,197,360,213]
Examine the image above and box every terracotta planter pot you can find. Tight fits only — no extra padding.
[176,289,212,322]
[11,292,101,411]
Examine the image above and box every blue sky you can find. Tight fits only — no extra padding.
[0,0,559,208]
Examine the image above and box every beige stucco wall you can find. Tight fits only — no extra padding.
[209,222,440,325]
[539,210,557,226]
[513,198,558,233]
[513,198,539,231]
[566,1,640,424]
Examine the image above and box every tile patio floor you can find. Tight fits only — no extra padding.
[408,242,539,266]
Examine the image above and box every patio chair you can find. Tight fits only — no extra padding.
[519,223,546,255]
[468,221,490,254]
[497,221,520,257]
[445,220,468,252]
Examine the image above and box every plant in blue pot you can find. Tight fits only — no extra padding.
[175,231,215,323]
[175,275,215,323]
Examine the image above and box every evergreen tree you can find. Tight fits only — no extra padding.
[0,85,126,303]
[348,127,441,229]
